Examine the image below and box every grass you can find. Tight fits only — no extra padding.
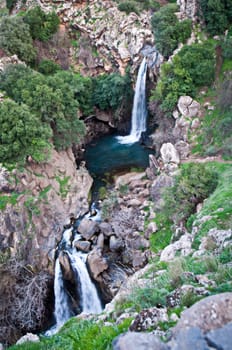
[149,213,172,253]
[8,318,132,350]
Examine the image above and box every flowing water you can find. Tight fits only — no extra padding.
[117,57,148,144]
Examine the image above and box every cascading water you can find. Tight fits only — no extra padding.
[47,214,102,335]
[117,57,148,144]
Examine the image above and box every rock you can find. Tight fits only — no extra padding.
[169,327,210,350]
[208,228,232,249]
[130,307,168,331]
[74,240,91,253]
[191,118,201,130]
[127,198,143,207]
[16,333,40,345]
[174,141,190,159]
[173,293,232,334]
[145,222,158,239]
[177,0,199,20]
[150,174,173,210]
[177,96,200,118]
[59,252,73,281]
[87,248,108,280]
[112,332,169,350]
[160,234,193,262]
[0,343,3,350]
[173,116,191,142]
[99,222,112,237]
[78,218,99,240]
[160,143,180,164]
[109,236,124,252]
[206,322,232,350]
[132,250,147,269]
[115,172,146,189]
[97,233,105,250]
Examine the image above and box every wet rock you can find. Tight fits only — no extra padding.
[16,333,40,345]
[78,218,99,240]
[87,248,108,280]
[74,240,91,253]
[112,332,169,350]
[97,233,105,250]
[160,143,180,165]
[59,252,74,281]
[99,222,113,237]
[206,322,232,350]
[109,236,124,252]
[173,293,232,334]
[130,307,168,331]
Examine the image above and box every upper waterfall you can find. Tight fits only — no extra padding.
[117,57,148,144]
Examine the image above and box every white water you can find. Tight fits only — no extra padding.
[67,250,102,314]
[117,57,148,144]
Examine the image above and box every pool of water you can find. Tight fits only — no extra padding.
[84,133,154,197]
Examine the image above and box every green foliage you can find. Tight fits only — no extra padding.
[164,163,218,224]
[151,41,215,112]
[8,318,132,350]
[149,213,172,253]
[55,176,70,199]
[0,65,86,152]
[6,0,17,10]
[0,100,52,164]
[23,6,59,42]
[151,4,192,58]
[199,0,232,36]
[0,16,36,64]
[38,59,61,75]
[118,1,139,15]
[92,72,132,112]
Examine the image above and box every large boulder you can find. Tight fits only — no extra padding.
[160,234,193,262]
[113,332,168,350]
[87,248,108,280]
[78,218,99,240]
[150,174,174,210]
[177,96,200,118]
[160,143,180,164]
[173,293,232,334]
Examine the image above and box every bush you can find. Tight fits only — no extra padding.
[163,163,218,224]
[0,100,52,164]
[38,59,61,75]
[151,4,192,58]
[92,72,132,112]
[0,16,36,64]
[199,0,232,36]
[151,41,215,112]
[118,1,139,14]
[23,6,59,42]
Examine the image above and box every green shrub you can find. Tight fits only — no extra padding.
[118,1,139,15]
[151,41,215,112]
[163,163,218,224]
[151,4,192,58]
[23,6,59,42]
[199,0,232,36]
[0,100,52,164]
[6,0,17,10]
[38,59,61,75]
[0,16,36,64]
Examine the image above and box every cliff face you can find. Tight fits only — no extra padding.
[0,148,92,272]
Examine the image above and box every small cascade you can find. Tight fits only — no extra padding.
[117,57,148,144]
[67,250,102,314]
[54,259,73,327]
[47,212,102,335]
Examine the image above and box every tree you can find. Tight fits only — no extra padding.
[151,4,192,58]
[23,6,60,42]
[199,0,232,36]
[0,16,36,65]
[0,100,52,164]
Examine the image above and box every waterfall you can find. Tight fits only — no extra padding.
[117,57,148,144]
[54,259,73,327]
[47,222,102,335]
[67,250,102,314]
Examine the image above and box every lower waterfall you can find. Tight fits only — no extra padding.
[46,221,102,335]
